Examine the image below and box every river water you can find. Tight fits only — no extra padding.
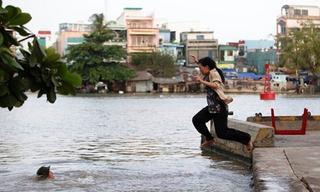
[0,94,319,192]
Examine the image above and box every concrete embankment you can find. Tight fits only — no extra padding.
[204,118,320,191]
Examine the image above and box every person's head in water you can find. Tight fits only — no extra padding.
[36,166,54,180]
[197,57,225,83]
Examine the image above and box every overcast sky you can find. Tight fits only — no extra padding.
[4,0,320,43]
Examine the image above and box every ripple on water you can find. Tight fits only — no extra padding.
[2,94,317,191]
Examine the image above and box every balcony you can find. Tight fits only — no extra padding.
[127,45,157,53]
[128,28,158,35]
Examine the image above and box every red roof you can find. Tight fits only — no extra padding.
[38,31,51,35]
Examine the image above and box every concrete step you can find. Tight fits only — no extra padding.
[204,118,274,160]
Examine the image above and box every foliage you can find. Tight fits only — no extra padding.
[65,13,135,84]
[131,51,177,78]
[278,23,320,76]
[0,1,81,110]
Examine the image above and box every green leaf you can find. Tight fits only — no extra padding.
[19,48,31,59]
[29,83,41,92]
[47,87,56,103]
[0,32,3,46]
[0,48,23,70]
[0,27,20,46]
[10,26,30,36]
[9,76,26,92]
[0,7,8,14]
[13,100,23,108]
[8,13,32,26]
[5,5,20,20]
[44,47,60,64]
[12,91,27,102]
[37,88,46,98]
[0,94,18,108]
[31,38,46,62]
[0,68,9,82]
[0,85,9,96]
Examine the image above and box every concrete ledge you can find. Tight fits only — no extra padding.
[252,147,320,192]
[206,118,274,160]
[247,116,320,130]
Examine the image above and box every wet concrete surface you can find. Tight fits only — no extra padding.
[253,130,320,192]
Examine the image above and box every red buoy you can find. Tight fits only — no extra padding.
[260,64,276,100]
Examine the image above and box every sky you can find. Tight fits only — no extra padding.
[4,0,320,44]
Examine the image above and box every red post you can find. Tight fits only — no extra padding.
[271,108,308,135]
[271,108,276,130]
[260,64,276,100]
[301,108,308,134]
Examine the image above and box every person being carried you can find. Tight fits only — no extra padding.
[36,166,55,180]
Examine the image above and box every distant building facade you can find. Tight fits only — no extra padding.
[218,45,237,69]
[117,8,159,54]
[37,30,52,48]
[277,5,320,37]
[246,49,277,74]
[159,28,184,64]
[226,40,276,73]
[56,23,90,56]
[180,31,218,66]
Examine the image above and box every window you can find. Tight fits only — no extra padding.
[302,10,308,16]
[196,35,204,40]
[227,50,233,56]
[280,25,286,34]
[220,51,224,61]
[294,9,301,16]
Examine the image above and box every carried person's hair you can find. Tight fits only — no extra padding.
[198,57,225,83]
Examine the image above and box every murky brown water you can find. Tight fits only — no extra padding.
[1,93,319,191]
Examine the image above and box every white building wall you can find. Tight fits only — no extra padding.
[288,6,320,17]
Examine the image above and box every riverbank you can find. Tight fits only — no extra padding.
[203,117,320,191]
[253,131,320,192]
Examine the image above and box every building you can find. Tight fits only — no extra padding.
[56,23,91,56]
[246,49,277,74]
[159,27,184,64]
[56,22,127,56]
[37,30,52,48]
[218,45,237,69]
[153,77,185,93]
[226,40,276,73]
[277,5,320,37]
[180,31,218,66]
[126,71,153,92]
[117,8,159,54]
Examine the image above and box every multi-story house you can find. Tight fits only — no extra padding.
[180,31,218,66]
[56,23,91,56]
[277,4,320,37]
[117,8,159,54]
